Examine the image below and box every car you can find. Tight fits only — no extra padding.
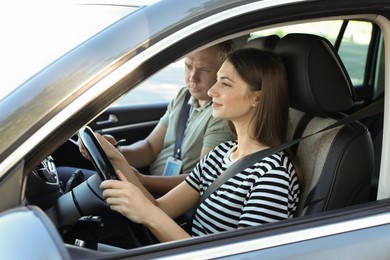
[1,0,390,259]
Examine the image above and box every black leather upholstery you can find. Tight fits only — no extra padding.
[245,35,280,50]
[274,33,375,216]
[275,33,355,117]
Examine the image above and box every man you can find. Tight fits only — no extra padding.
[66,43,233,194]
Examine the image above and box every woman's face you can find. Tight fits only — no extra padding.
[208,60,260,123]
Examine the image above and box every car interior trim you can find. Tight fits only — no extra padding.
[164,212,390,259]
[97,120,160,134]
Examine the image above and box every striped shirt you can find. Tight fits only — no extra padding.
[186,140,300,236]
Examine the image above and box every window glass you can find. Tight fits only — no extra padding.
[115,20,374,106]
[114,58,185,106]
[250,20,373,86]
[338,21,372,85]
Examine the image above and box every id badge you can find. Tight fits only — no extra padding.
[163,156,183,176]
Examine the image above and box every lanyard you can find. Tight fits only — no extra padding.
[174,91,191,159]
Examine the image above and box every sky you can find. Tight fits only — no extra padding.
[0,1,74,98]
[0,1,157,100]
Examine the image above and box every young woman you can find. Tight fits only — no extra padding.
[97,48,300,242]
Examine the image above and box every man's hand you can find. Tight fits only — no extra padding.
[102,134,117,146]
[78,137,90,160]
[78,133,117,160]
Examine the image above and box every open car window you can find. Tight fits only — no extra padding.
[114,19,375,106]
[251,20,373,87]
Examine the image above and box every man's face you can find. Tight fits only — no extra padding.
[184,45,221,105]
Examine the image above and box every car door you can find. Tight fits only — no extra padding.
[3,0,390,259]
[90,103,167,145]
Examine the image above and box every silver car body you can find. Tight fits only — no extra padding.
[1,0,390,259]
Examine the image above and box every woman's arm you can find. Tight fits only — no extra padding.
[97,134,200,242]
[101,170,199,242]
[145,180,200,242]
[137,173,188,195]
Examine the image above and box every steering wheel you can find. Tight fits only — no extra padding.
[76,126,153,247]
[78,126,118,181]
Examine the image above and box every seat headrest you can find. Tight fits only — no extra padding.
[274,33,355,117]
[245,35,280,50]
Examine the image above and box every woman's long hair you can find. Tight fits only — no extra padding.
[226,48,289,147]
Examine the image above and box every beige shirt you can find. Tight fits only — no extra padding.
[148,87,233,176]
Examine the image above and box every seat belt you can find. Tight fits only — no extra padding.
[174,90,191,160]
[190,97,384,225]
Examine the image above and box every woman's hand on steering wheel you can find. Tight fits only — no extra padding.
[100,170,160,225]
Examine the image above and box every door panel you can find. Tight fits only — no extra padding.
[51,103,167,169]
[89,103,167,145]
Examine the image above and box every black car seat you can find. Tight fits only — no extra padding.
[245,34,280,49]
[274,33,375,216]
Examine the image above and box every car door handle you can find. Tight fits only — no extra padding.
[96,114,119,126]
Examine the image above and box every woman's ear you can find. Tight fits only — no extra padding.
[251,90,261,107]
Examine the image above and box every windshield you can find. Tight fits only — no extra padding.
[0,0,154,100]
